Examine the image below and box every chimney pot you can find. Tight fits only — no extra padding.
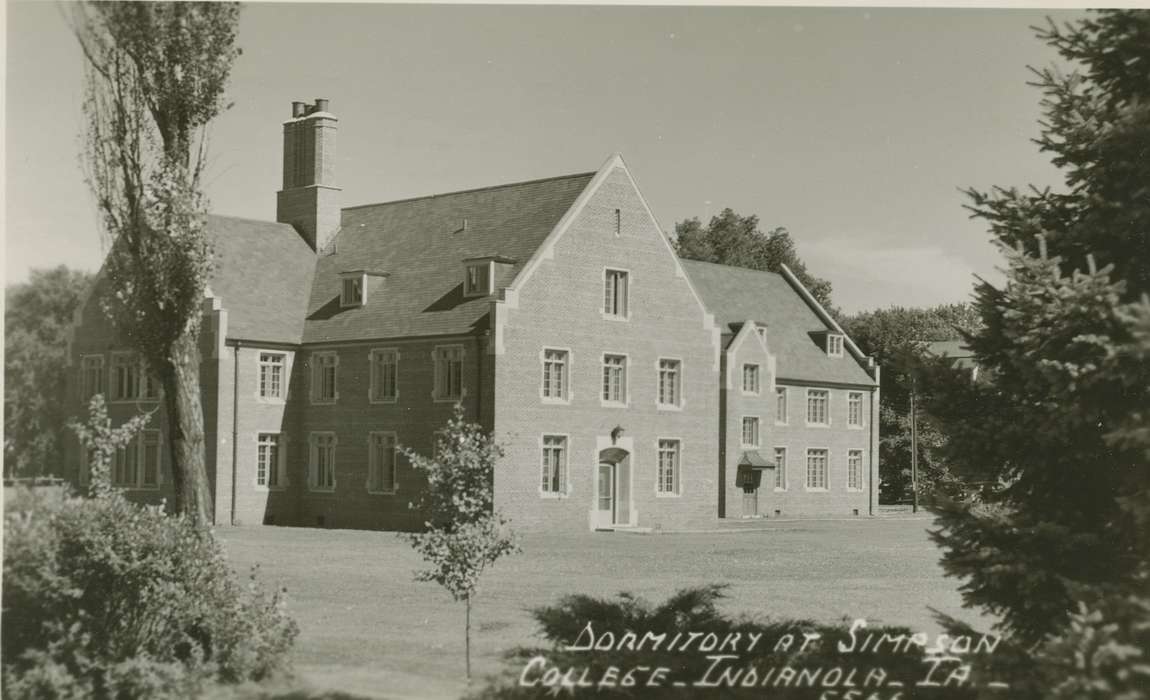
[314,98,330,113]
[291,101,306,118]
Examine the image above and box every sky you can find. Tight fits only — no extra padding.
[5,2,1079,314]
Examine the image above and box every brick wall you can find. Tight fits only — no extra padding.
[493,165,721,531]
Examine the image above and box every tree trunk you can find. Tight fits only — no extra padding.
[161,328,212,526]
[465,595,472,682]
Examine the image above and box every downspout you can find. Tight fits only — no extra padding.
[868,362,880,517]
[231,341,241,526]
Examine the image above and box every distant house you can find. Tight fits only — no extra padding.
[925,340,979,381]
[65,99,880,531]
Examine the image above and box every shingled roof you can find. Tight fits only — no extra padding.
[207,215,316,344]
[301,172,595,344]
[681,259,876,386]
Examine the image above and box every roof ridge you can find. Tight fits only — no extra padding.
[207,213,289,226]
[342,171,597,212]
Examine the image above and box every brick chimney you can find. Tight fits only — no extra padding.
[276,98,341,250]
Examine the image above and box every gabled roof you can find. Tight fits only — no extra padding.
[681,259,876,386]
[926,340,976,369]
[207,215,316,344]
[302,172,595,344]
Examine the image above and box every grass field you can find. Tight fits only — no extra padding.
[217,517,981,700]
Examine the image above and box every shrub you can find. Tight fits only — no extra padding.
[2,485,299,698]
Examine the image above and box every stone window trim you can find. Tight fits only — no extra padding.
[367,431,399,494]
[773,446,788,492]
[307,431,338,493]
[805,447,830,492]
[740,415,761,449]
[108,351,161,404]
[368,348,401,404]
[539,433,571,498]
[847,391,865,429]
[655,356,685,411]
[431,344,467,403]
[741,363,761,396]
[602,267,631,321]
[805,388,831,427]
[256,351,290,403]
[847,448,865,492]
[540,346,574,405]
[655,437,683,498]
[600,351,630,408]
[110,429,163,490]
[80,354,106,401]
[254,432,288,490]
[775,386,789,425]
[309,351,339,405]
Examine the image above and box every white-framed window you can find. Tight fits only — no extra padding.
[773,447,787,491]
[807,389,830,426]
[341,275,364,307]
[657,439,680,495]
[81,355,105,399]
[602,353,627,405]
[112,429,161,489]
[776,386,788,425]
[806,448,829,490]
[542,349,569,402]
[433,345,464,401]
[368,432,398,493]
[742,363,760,394]
[308,432,337,491]
[369,349,399,403]
[848,449,864,491]
[827,334,844,357]
[657,358,681,408]
[256,433,285,489]
[603,268,629,319]
[464,262,493,297]
[741,416,760,447]
[848,392,864,427]
[540,434,567,496]
[258,352,287,400]
[310,351,338,403]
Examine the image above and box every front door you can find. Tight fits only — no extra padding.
[742,486,759,518]
[597,462,615,527]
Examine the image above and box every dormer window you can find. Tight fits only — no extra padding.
[827,333,844,357]
[341,274,365,307]
[464,261,493,297]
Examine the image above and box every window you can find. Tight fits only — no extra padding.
[368,432,398,493]
[465,263,492,297]
[542,349,569,401]
[540,435,567,495]
[81,355,105,399]
[112,430,161,489]
[848,449,864,490]
[848,392,864,427]
[806,448,829,490]
[807,389,829,425]
[773,447,787,490]
[614,208,621,236]
[110,353,139,401]
[827,334,844,357]
[370,349,399,402]
[603,269,629,318]
[602,354,627,404]
[110,353,159,401]
[756,326,768,343]
[657,439,680,495]
[311,352,338,403]
[741,416,760,447]
[257,433,285,488]
[259,352,286,400]
[341,275,364,307]
[657,359,681,408]
[434,346,464,400]
[776,387,788,425]
[308,433,336,491]
[742,363,760,394]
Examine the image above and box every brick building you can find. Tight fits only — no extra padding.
[65,99,879,531]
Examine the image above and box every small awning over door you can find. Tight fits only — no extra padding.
[736,451,775,489]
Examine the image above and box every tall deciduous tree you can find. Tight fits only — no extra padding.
[4,267,94,478]
[674,209,836,312]
[72,3,241,524]
[400,406,520,681]
[924,10,1150,644]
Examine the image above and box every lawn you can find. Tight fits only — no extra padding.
[217,517,981,700]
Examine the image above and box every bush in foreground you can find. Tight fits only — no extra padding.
[2,486,299,698]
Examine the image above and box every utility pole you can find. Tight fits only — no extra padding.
[910,375,919,514]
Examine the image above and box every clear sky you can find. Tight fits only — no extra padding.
[5,2,1079,314]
